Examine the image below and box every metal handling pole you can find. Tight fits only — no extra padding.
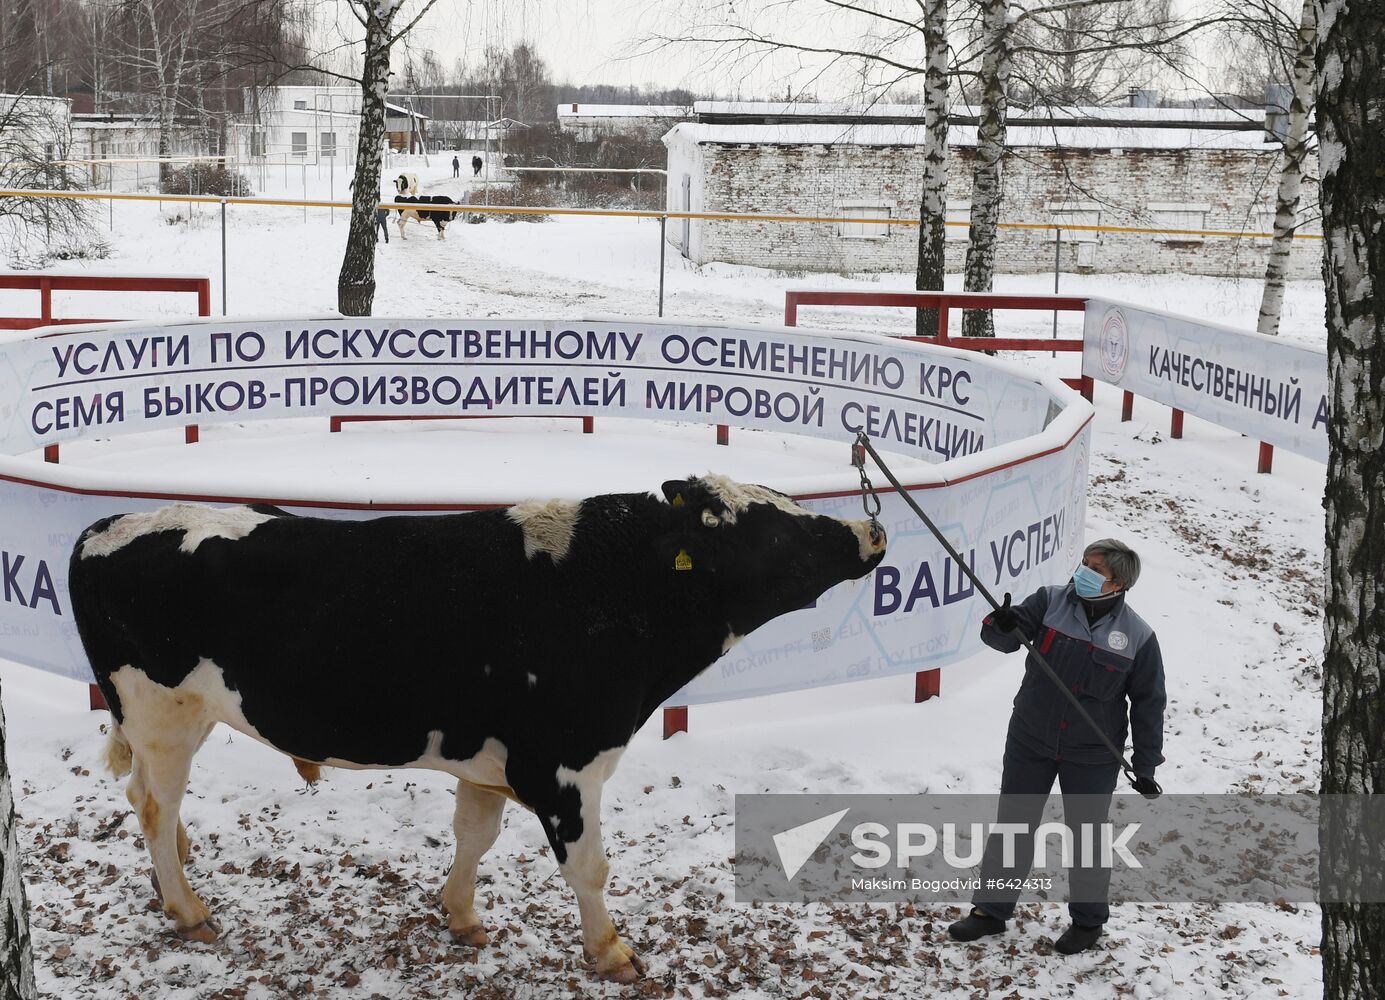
[1052,227,1062,357]
[220,199,227,316]
[658,214,667,317]
[853,431,1159,797]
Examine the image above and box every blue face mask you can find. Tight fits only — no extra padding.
[1072,564,1109,599]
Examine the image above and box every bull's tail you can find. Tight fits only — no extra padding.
[105,722,133,778]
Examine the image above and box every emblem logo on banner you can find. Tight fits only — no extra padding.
[1067,447,1086,564]
[1099,309,1130,380]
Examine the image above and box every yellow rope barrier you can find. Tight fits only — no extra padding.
[0,187,1323,241]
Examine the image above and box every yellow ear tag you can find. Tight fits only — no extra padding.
[674,548,693,571]
[672,494,685,507]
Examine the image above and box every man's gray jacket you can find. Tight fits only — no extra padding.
[981,583,1166,776]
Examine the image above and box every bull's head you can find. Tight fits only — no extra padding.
[658,474,886,637]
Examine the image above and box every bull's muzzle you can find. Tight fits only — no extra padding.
[851,519,888,566]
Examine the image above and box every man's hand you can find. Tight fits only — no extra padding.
[1131,774,1162,799]
[989,593,1019,634]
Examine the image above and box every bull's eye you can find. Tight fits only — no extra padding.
[701,510,721,528]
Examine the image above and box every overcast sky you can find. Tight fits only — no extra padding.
[381,0,1230,102]
[398,1,712,93]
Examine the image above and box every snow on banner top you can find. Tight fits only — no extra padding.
[1082,297,1329,463]
[1,317,1081,498]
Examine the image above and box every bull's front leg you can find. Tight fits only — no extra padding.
[521,752,639,982]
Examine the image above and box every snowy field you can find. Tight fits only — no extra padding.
[1,162,1330,998]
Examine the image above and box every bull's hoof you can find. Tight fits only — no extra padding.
[591,939,644,983]
[176,919,220,944]
[596,951,644,983]
[448,923,489,948]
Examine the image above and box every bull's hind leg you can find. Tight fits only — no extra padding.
[112,667,217,941]
[441,780,506,946]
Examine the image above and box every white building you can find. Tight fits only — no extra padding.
[0,94,72,171]
[236,85,361,165]
[68,113,210,190]
[663,101,1317,278]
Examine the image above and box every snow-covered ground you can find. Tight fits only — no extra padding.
[0,173,1329,998]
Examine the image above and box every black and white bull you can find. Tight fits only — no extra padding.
[394,195,456,240]
[69,475,886,981]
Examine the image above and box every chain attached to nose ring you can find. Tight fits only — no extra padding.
[851,432,884,544]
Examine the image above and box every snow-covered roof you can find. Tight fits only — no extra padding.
[0,92,70,104]
[664,121,1278,152]
[70,119,158,131]
[384,102,428,119]
[692,100,1267,127]
[557,104,691,119]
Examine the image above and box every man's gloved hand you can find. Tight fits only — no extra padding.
[989,593,1019,634]
[1131,774,1162,799]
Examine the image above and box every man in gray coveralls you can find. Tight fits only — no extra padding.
[947,538,1166,955]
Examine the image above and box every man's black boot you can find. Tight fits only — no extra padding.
[1054,923,1103,954]
[947,908,1007,942]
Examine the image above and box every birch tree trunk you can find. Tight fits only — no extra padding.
[915,0,950,337]
[0,688,37,999]
[1256,0,1317,336]
[1317,1,1385,997]
[962,0,1012,339]
[337,4,396,317]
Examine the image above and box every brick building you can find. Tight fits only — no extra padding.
[662,102,1319,278]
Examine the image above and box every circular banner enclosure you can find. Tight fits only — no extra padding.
[0,316,1091,704]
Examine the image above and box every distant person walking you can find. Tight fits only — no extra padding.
[472,155,483,177]
[375,206,390,243]
[452,156,460,178]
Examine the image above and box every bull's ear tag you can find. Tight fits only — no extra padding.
[672,494,685,507]
[674,548,693,571]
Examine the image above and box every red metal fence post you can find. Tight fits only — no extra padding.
[1121,390,1134,422]
[188,277,212,445]
[89,684,108,711]
[1258,442,1274,474]
[914,669,941,703]
[662,706,688,739]
[1171,409,1184,439]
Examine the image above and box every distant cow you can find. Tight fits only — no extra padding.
[70,476,885,981]
[393,172,419,197]
[394,194,456,240]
